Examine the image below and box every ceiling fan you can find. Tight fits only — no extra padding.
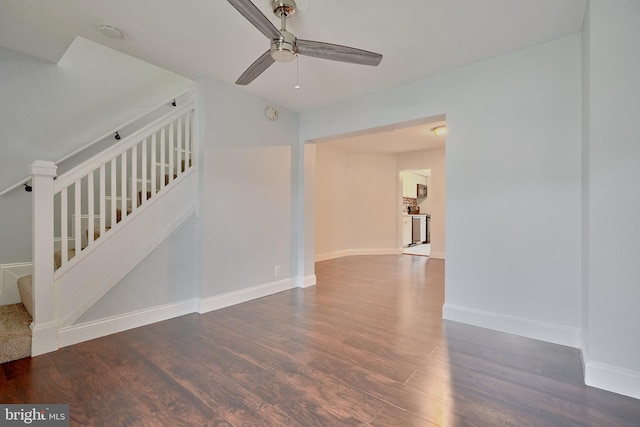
[227,0,383,85]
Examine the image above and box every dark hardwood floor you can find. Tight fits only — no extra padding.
[2,255,640,426]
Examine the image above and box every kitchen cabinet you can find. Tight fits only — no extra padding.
[401,172,427,198]
[401,173,412,198]
[402,216,412,247]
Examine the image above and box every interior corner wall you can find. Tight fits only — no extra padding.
[199,76,298,298]
[301,34,583,347]
[299,143,316,284]
[580,0,591,359]
[315,144,351,257]
[583,0,640,399]
[314,144,399,259]
[345,152,398,252]
[397,147,446,259]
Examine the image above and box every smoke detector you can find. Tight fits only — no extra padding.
[98,24,123,39]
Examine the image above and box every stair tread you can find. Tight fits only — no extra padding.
[0,303,32,364]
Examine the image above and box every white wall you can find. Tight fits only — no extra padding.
[76,216,199,322]
[0,37,192,264]
[583,0,640,398]
[199,77,298,298]
[314,145,399,259]
[301,35,583,347]
[347,152,398,252]
[315,144,350,257]
[397,147,446,258]
[445,35,582,344]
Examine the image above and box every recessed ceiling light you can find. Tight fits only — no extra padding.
[431,125,447,136]
[98,24,123,39]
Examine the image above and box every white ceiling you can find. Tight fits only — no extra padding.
[0,0,586,113]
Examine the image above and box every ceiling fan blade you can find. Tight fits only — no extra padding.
[227,0,281,40]
[297,39,383,66]
[236,50,276,85]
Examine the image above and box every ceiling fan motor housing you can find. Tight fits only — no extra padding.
[272,0,296,18]
[270,30,297,62]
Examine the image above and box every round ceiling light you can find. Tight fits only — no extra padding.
[431,125,447,136]
[98,24,123,39]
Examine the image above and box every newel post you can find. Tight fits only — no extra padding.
[30,160,59,355]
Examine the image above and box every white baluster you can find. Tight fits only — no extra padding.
[121,151,127,220]
[176,117,182,175]
[87,171,94,245]
[141,137,147,205]
[99,164,106,237]
[168,123,174,183]
[185,111,191,170]
[131,145,137,212]
[151,132,157,196]
[60,188,68,266]
[110,158,117,228]
[74,180,81,254]
[160,127,166,190]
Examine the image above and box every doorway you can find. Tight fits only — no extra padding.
[309,115,446,263]
[400,168,431,257]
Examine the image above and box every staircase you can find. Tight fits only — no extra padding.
[0,93,197,363]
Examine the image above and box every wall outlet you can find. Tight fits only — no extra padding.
[274,265,280,277]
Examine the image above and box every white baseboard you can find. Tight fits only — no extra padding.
[198,278,294,314]
[349,248,402,256]
[315,248,401,262]
[58,298,198,348]
[430,251,446,259]
[31,321,60,356]
[585,360,640,400]
[300,274,316,288]
[315,250,349,262]
[442,303,580,348]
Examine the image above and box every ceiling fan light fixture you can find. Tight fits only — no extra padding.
[270,30,297,62]
[431,125,447,136]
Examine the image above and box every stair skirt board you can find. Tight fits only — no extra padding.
[54,171,198,328]
[59,278,295,348]
[0,303,32,364]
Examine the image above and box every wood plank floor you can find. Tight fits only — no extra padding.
[2,255,640,426]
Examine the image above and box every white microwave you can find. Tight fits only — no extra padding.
[417,184,428,198]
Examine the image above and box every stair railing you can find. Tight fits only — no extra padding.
[29,96,196,355]
[0,88,192,196]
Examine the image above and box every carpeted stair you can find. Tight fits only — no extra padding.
[0,303,32,364]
